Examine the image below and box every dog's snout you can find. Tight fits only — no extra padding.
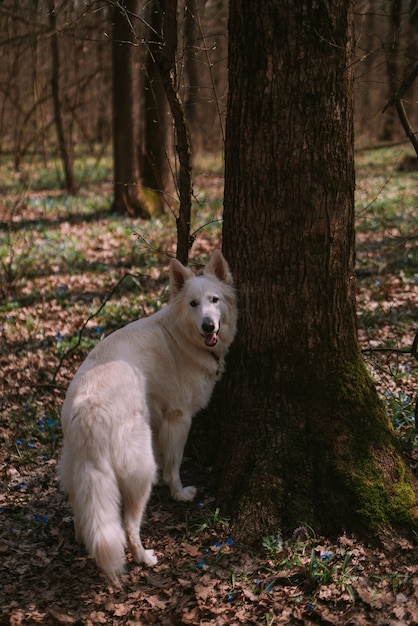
[202,318,215,334]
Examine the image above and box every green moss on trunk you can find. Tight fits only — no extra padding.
[346,456,417,530]
[335,357,418,534]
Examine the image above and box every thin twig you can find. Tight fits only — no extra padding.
[361,330,418,360]
[132,230,175,261]
[189,218,223,246]
[52,272,142,383]
[362,329,418,422]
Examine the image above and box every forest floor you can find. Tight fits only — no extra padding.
[0,147,417,625]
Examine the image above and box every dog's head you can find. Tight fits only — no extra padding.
[169,250,236,349]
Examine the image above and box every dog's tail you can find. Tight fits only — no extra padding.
[74,463,126,579]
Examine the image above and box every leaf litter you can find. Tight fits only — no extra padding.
[1,160,418,625]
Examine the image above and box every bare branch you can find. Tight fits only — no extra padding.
[52,272,142,382]
[150,0,193,266]
[382,62,418,156]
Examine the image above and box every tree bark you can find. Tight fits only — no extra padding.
[48,0,77,195]
[212,0,418,541]
[154,0,193,265]
[142,0,171,209]
[380,0,402,141]
[183,0,200,150]
[112,0,156,218]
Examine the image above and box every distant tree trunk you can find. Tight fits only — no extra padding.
[354,1,378,139]
[380,0,402,140]
[141,0,171,210]
[402,0,418,152]
[112,0,156,218]
[155,0,193,265]
[48,0,77,194]
[210,0,418,541]
[183,0,200,150]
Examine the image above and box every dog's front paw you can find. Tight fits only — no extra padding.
[172,485,197,501]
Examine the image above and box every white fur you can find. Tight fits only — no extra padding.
[58,250,237,579]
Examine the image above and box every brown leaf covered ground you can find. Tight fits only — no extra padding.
[0,148,417,625]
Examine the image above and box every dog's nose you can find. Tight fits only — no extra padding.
[202,318,215,334]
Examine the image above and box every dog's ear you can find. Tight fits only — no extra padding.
[169,258,193,296]
[204,250,233,285]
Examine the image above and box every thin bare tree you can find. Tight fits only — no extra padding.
[48,0,77,194]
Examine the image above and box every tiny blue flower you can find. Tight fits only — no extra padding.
[226,537,234,546]
[19,483,26,489]
[320,551,332,560]
[95,325,103,334]
[45,417,55,428]
[265,582,274,593]
[28,442,36,449]
[226,593,234,602]
[56,285,67,297]
[196,561,206,569]
[306,601,315,612]
[55,331,63,343]
[213,541,222,548]
[198,501,204,508]
[293,525,308,540]
[16,439,23,446]
[203,547,211,553]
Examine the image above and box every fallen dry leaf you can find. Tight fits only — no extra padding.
[1,167,417,626]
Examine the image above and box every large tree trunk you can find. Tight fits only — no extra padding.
[212,0,417,541]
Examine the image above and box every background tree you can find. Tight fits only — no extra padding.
[209,0,418,540]
[112,0,157,217]
[47,0,76,194]
[153,0,193,264]
[141,0,171,208]
[379,0,404,141]
[1,1,417,193]
[183,0,200,150]
[354,0,418,145]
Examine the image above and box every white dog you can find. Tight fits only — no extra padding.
[58,250,237,579]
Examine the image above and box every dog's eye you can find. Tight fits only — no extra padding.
[190,300,198,308]
[212,296,219,304]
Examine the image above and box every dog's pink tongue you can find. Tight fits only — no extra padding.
[205,333,218,347]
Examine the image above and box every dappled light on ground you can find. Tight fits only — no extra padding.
[1,149,417,624]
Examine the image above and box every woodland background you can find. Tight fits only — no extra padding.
[1,0,418,187]
[0,1,418,625]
